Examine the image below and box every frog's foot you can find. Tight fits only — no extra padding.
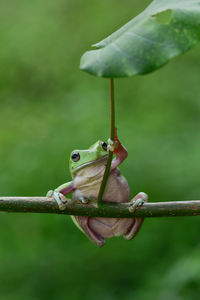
[129,192,148,213]
[46,190,69,211]
[107,138,118,152]
[79,196,90,204]
[107,127,123,153]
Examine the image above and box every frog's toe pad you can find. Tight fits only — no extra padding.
[138,192,148,202]
[107,138,118,152]
[46,190,54,197]
[129,199,144,213]
[79,196,89,204]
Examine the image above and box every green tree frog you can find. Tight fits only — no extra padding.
[47,130,148,247]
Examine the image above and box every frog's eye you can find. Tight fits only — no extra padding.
[71,152,80,162]
[101,142,107,151]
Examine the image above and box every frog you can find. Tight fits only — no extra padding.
[47,130,148,247]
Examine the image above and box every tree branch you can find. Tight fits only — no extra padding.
[0,197,200,217]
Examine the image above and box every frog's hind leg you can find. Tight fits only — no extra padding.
[72,216,105,247]
[124,218,144,240]
[124,192,148,240]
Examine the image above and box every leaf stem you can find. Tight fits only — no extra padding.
[97,78,115,207]
[110,78,115,140]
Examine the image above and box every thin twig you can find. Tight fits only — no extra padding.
[1,197,200,218]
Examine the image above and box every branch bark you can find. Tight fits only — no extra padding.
[0,197,200,218]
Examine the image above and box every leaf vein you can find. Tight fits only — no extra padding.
[124,31,169,47]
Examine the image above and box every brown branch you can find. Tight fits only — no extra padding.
[0,197,200,217]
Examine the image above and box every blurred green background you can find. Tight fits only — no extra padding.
[0,0,200,299]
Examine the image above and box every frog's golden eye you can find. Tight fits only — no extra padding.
[71,152,80,162]
[101,142,107,151]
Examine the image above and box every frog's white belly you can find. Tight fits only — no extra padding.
[73,160,132,237]
[73,160,130,203]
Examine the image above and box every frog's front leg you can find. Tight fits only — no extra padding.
[124,192,148,240]
[108,128,128,171]
[47,181,75,210]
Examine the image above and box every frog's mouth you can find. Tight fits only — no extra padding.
[72,154,108,174]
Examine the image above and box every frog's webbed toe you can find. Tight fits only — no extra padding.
[75,216,105,247]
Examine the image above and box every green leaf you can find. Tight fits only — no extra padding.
[80,0,200,78]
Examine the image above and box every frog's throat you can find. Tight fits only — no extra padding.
[71,154,108,176]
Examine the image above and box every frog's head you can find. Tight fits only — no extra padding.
[69,141,108,177]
